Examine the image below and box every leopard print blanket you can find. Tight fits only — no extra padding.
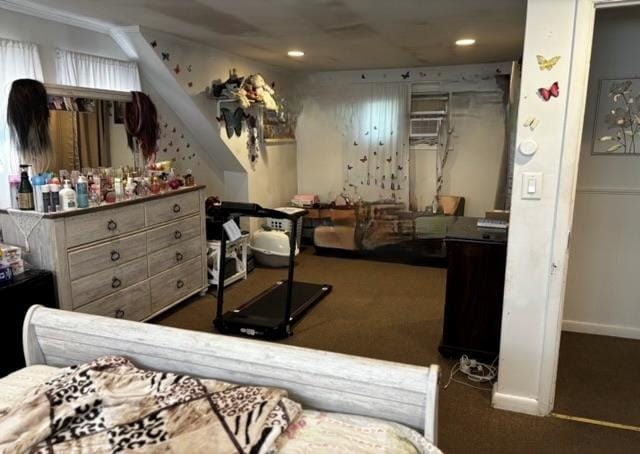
[0,356,301,453]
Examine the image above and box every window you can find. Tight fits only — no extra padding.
[409,93,449,147]
[55,49,141,92]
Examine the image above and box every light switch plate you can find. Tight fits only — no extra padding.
[521,172,543,200]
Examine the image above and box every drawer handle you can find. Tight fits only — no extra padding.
[176,252,184,262]
[174,230,182,239]
[110,250,121,262]
[115,309,125,319]
[107,220,118,231]
[173,203,181,213]
[111,277,122,289]
[176,279,185,289]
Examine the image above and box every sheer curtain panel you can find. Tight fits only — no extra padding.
[55,49,141,92]
[0,38,44,208]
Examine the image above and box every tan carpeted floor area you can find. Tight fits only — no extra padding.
[154,249,640,453]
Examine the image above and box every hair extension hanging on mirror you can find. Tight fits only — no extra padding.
[7,79,52,167]
[125,91,159,162]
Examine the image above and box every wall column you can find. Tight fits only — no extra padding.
[493,0,595,415]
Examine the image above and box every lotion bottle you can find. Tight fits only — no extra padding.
[59,179,77,211]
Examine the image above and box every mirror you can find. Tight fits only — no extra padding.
[47,98,134,172]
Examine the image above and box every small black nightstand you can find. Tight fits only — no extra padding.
[2,270,56,376]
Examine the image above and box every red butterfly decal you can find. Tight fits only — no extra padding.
[538,82,559,101]
[174,64,180,74]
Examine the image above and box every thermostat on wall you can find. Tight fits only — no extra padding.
[519,139,538,156]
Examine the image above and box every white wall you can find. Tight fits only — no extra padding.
[412,91,506,216]
[296,63,509,215]
[0,9,126,82]
[563,7,640,340]
[139,28,299,210]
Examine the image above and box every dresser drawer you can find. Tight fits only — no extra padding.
[150,256,202,313]
[147,215,201,253]
[65,204,145,248]
[68,232,147,281]
[76,281,151,321]
[145,191,200,226]
[71,256,148,308]
[148,236,203,276]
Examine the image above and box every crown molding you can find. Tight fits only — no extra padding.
[0,0,113,34]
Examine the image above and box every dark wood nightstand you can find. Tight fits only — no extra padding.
[438,218,507,362]
[2,270,56,376]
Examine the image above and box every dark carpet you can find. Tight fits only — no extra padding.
[154,249,640,453]
[555,331,640,427]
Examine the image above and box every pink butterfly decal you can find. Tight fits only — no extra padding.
[538,82,559,101]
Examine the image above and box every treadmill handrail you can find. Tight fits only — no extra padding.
[210,201,308,220]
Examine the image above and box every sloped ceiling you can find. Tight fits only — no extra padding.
[5,0,526,70]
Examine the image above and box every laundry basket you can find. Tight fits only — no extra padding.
[265,207,305,246]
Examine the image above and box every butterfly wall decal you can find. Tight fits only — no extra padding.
[150,40,157,48]
[187,64,193,72]
[361,74,366,79]
[360,156,368,163]
[174,64,180,74]
[353,141,358,146]
[536,55,561,71]
[347,164,353,170]
[161,52,170,61]
[401,71,410,79]
[386,157,392,163]
[188,82,193,87]
[379,141,384,146]
[539,82,560,101]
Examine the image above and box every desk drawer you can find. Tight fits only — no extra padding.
[148,236,203,276]
[68,232,147,281]
[76,281,151,321]
[147,215,201,253]
[145,191,199,226]
[71,256,148,308]
[65,204,145,248]
[150,257,202,313]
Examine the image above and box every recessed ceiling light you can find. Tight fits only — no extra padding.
[287,50,305,57]
[455,38,476,46]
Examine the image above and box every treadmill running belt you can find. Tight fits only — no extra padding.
[218,280,332,339]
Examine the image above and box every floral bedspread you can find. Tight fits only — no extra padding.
[0,356,300,453]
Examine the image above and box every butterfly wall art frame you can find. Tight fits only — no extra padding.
[592,78,640,155]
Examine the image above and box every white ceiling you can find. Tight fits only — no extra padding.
[9,0,527,71]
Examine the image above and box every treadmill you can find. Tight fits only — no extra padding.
[210,201,332,340]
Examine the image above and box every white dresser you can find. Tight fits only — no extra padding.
[0,186,208,321]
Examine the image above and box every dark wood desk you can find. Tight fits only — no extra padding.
[438,217,507,361]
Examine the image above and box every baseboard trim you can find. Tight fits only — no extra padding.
[562,320,640,340]
[491,388,542,415]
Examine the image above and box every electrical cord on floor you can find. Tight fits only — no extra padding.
[444,355,498,391]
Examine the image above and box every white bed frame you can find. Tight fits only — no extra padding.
[22,306,439,444]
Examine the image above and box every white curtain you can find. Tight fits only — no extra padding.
[55,49,141,91]
[0,38,44,208]
[335,83,409,203]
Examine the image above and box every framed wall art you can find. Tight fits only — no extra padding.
[592,78,640,155]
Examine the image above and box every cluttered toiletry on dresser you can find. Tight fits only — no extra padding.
[0,80,208,320]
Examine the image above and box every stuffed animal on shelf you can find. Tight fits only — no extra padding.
[242,74,278,111]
